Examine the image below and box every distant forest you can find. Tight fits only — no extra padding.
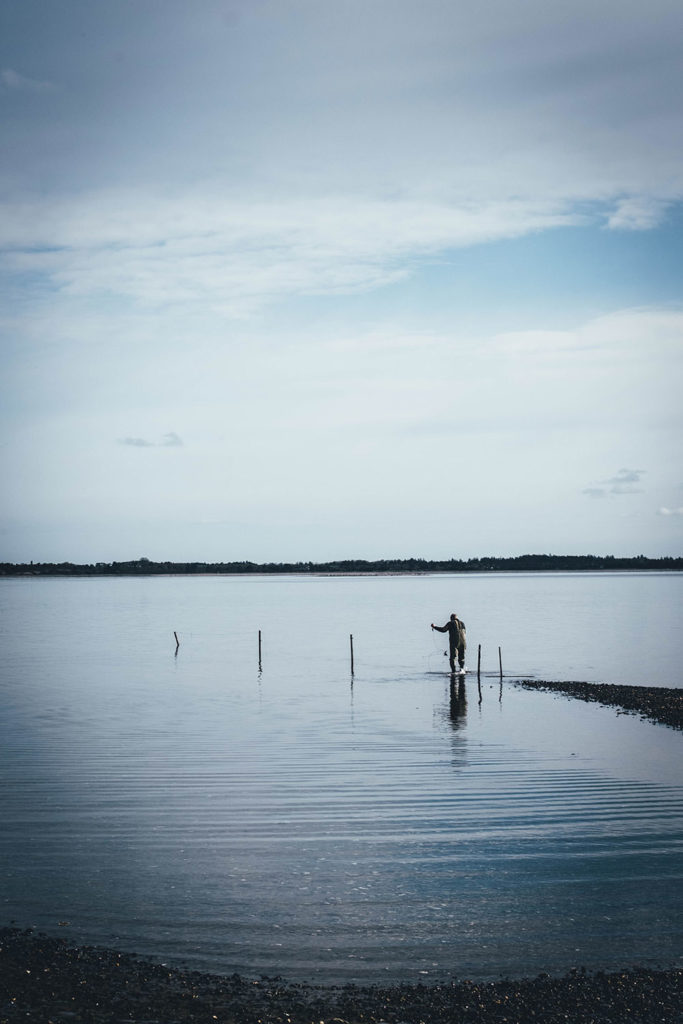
[1,554,682,576]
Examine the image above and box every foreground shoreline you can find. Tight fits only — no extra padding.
[1,928,681,1024]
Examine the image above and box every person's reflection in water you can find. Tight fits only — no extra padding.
[449,676,467,729]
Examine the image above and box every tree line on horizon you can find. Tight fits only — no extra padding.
[1,554,681,576]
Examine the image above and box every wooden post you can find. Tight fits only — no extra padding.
[258,629,262,671]
[477,643,481,679]
[350,634,354,676]
[174,631,180,650]
[499,646,503,680]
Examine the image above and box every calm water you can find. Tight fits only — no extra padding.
[0,572,681,983]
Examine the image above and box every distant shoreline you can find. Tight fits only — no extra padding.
[2,554,682,577]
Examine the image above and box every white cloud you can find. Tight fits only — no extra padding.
[119,437,155,448]
[582,468,647,499]
[118,433,183,448]
[606,197,670,231]
[493,309,683,360]
[0,191,584,316]
[601,468,646,494]
[1,3,683,318]
[4,193,683,332]
[1,68,55,93]
[658,506,683,516]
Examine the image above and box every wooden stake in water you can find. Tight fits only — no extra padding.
[174,631,180,650]
[477,643,481,679]
[350,634,354,676]
[258,629,262,671]
[499,645,503,680]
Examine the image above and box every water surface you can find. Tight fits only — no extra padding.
[0,573,681,982]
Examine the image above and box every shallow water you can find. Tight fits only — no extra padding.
[0,573,681,982]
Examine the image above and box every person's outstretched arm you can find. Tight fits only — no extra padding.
[431,623,448,632]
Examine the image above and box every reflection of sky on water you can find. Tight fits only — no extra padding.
[0,575,681,983]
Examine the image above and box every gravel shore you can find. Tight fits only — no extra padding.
[514,680,683,731]
[1,928,681,1024]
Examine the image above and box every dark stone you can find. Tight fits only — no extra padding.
[515,680,683,731]
[0,928,681,1024]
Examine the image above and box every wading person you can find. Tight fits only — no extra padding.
[431,613,467,673]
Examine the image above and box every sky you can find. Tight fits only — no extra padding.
[1,0,682,564]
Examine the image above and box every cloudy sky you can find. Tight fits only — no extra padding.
[1,0,682,563]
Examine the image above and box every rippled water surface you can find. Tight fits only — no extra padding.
[0,573,681,982]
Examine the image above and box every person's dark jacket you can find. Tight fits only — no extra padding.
[434,619,464,650]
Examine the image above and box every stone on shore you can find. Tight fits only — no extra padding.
[1,928,682,1024]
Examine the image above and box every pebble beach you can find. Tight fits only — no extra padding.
[515,680,683,732]
[1,927,681,1024]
